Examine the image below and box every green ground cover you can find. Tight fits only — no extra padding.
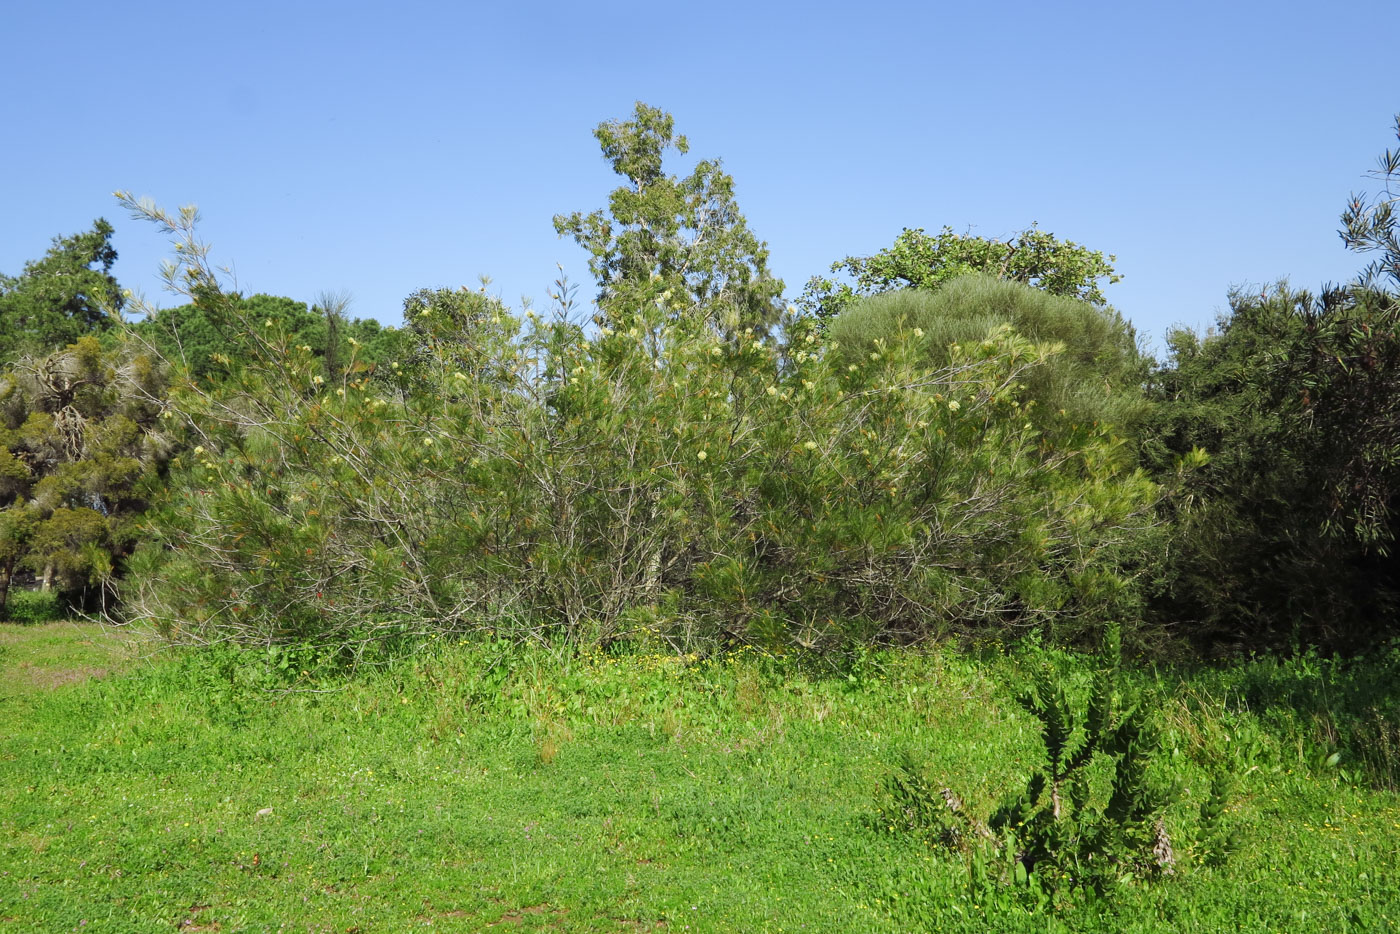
[2,624,1398,931]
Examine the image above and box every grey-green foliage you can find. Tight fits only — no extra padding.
[829,274,1152,445]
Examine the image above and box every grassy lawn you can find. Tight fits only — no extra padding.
[2,624,1399,931]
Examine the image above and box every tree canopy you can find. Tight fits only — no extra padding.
[554,102,786,335]
[0,220,125,364]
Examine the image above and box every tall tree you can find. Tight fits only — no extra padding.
[0,336,171,616]
[0,220,125,363]
[554,102,785,334]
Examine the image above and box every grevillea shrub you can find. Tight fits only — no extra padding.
[121,198,1157,655]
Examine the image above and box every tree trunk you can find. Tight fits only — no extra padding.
[0,556,13,619]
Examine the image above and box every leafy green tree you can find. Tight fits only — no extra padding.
[0,336,171,616]
[801,225,1120,323]
[0,220,125,363]
[554,102,786,335]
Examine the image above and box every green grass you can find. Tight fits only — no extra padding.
[2,627,1398,931]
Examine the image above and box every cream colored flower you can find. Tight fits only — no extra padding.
[803,440,818,451]
[802,379,815,391]
[805,334,815,344]
[947,400,960,412]
[312,375,325,385]
[696,450,708,461]
[765,386,778,396]
[912,327,924,338]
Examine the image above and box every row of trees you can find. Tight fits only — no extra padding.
[4,104,1398,656]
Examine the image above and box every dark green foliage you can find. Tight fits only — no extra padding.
[801,225,1119,323]
[828,275,1152,445]
[0,220,124,364]
[555,102,786,334]
[0,337,172,615]
[1143,285,1400,650]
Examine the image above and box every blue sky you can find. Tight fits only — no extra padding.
[3,0,1395,353]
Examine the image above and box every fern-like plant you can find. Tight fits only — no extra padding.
[887,624,1189,898]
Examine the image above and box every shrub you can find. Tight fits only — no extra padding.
[118,199,1157,656]
[828,275,1152,448]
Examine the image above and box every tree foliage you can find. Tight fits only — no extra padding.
[0,220,125,364]
[130,292,408,385]
[554,102,786,334]
[1143,284,1400,650]
[0,336,171,617]
[801,225,1120,323]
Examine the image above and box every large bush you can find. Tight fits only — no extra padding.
[828,275,1152,449]
[1143,285,1400,650]
[119,205,1156,654]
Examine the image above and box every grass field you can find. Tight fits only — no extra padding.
[2,623,1399,931]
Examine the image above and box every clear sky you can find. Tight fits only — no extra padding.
[3,0,1395,353]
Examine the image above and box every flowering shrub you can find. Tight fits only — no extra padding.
[121,198,1156,655]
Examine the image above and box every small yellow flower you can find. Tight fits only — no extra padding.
[869,352,880,361]
[453,372,467,380]
[947,400,960,412]
[696,450,708,461]
[335,388,345,397]
[912,327,925,338]
[803,440,818,451]
[263,319,273,328]
[751,340,764,352]
[766,386,778,396]
[848,364,858,372]
[312,375,325,386]
[391,362,400,370]
[710,346,722,356]
[802,379,815,391]
[423,437,434,446]
[193,446,205,455]
[805,334,815,344]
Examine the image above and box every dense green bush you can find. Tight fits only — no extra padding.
[828,275,1152,449]
[1143,284,1400,650]
[119,198,1157,655]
